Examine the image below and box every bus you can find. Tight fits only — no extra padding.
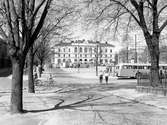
[115,63,167,78]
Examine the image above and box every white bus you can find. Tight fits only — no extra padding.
[115,63,167,78]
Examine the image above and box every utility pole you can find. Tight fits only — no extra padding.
[134,34,137,63]
[77,43,80,73]
[96,43,99,76]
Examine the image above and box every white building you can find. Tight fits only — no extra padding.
[53,40,115,67]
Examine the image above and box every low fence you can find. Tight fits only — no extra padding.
[137,71,167,87]
[136,70,167,95]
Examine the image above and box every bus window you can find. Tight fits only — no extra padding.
[123,66,127,69]
[138,66,144,69]
[126,66,132,69]
[133,66,137,69]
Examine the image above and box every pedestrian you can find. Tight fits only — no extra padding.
[99,70,103,84]
[37,64,42,78]
[33,65,37,79]
[104,70,109,84]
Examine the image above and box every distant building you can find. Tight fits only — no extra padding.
[53,40,115,67]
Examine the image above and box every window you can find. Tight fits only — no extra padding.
[94,48,96,53]
[84,47,87,53]
[58,54,60,57]
[63,59,65,62]
[89,59,93,62]
[75,54,77,57]
[69,54,70,57]
[58,48,61,52]
[74,47,77,52]
[132,66,137,69]
[80,54,82,57]
[105,49,107,52]
[63,48,65,52]
[105,59,108,63]
[123,66,127,69]
[80,47,82,52]
[100,59,103,64]
[127,66,132,69]
[105,55,107,58]
[85,59,87,61]
[63,54,65,57]
[138,66,144,69]
[89,48,92,53]
[74,59,77,62]
[58,59,61,63]
[85,54,87,57]
[110,55,112,58]
[69,48,70,52]
[110,49,112,52]
[68,59,71,62]
[110,59,112,63]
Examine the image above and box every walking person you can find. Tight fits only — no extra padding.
[37,64,42,78]
[104,70,109,84]
[99,70,103,84]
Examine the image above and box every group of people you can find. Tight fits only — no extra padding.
[99,70,109,84]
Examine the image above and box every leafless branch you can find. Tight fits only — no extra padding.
[158,4,167,17]
[159,19,167,32]
[32,0,46,20]
[111,0,140,26]
[29,0,52,50]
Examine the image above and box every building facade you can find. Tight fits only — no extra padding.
[53,40,115,67]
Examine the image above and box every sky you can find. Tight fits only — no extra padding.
[70,20,147,53]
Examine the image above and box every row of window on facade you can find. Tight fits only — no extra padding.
[57,54,112,58]
[57,47,112,53]
[58,58,113,63]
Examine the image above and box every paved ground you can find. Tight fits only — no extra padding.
[0,68,167,125]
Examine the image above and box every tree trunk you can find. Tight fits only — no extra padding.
[10,57,25,113]
[146,35,160,87]
[28,47,35,93]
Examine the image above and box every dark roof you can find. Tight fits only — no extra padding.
[55,40,115,47]
[54,42,72,46]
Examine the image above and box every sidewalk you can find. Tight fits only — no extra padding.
[0,87,167,125]
[109,89,167,110]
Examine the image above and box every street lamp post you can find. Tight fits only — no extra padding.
[134,34,137,63]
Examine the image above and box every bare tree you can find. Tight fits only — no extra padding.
[0,0,52,113]
[85,0,167,86]
[27,1,79,93]
[35,38,53,68]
